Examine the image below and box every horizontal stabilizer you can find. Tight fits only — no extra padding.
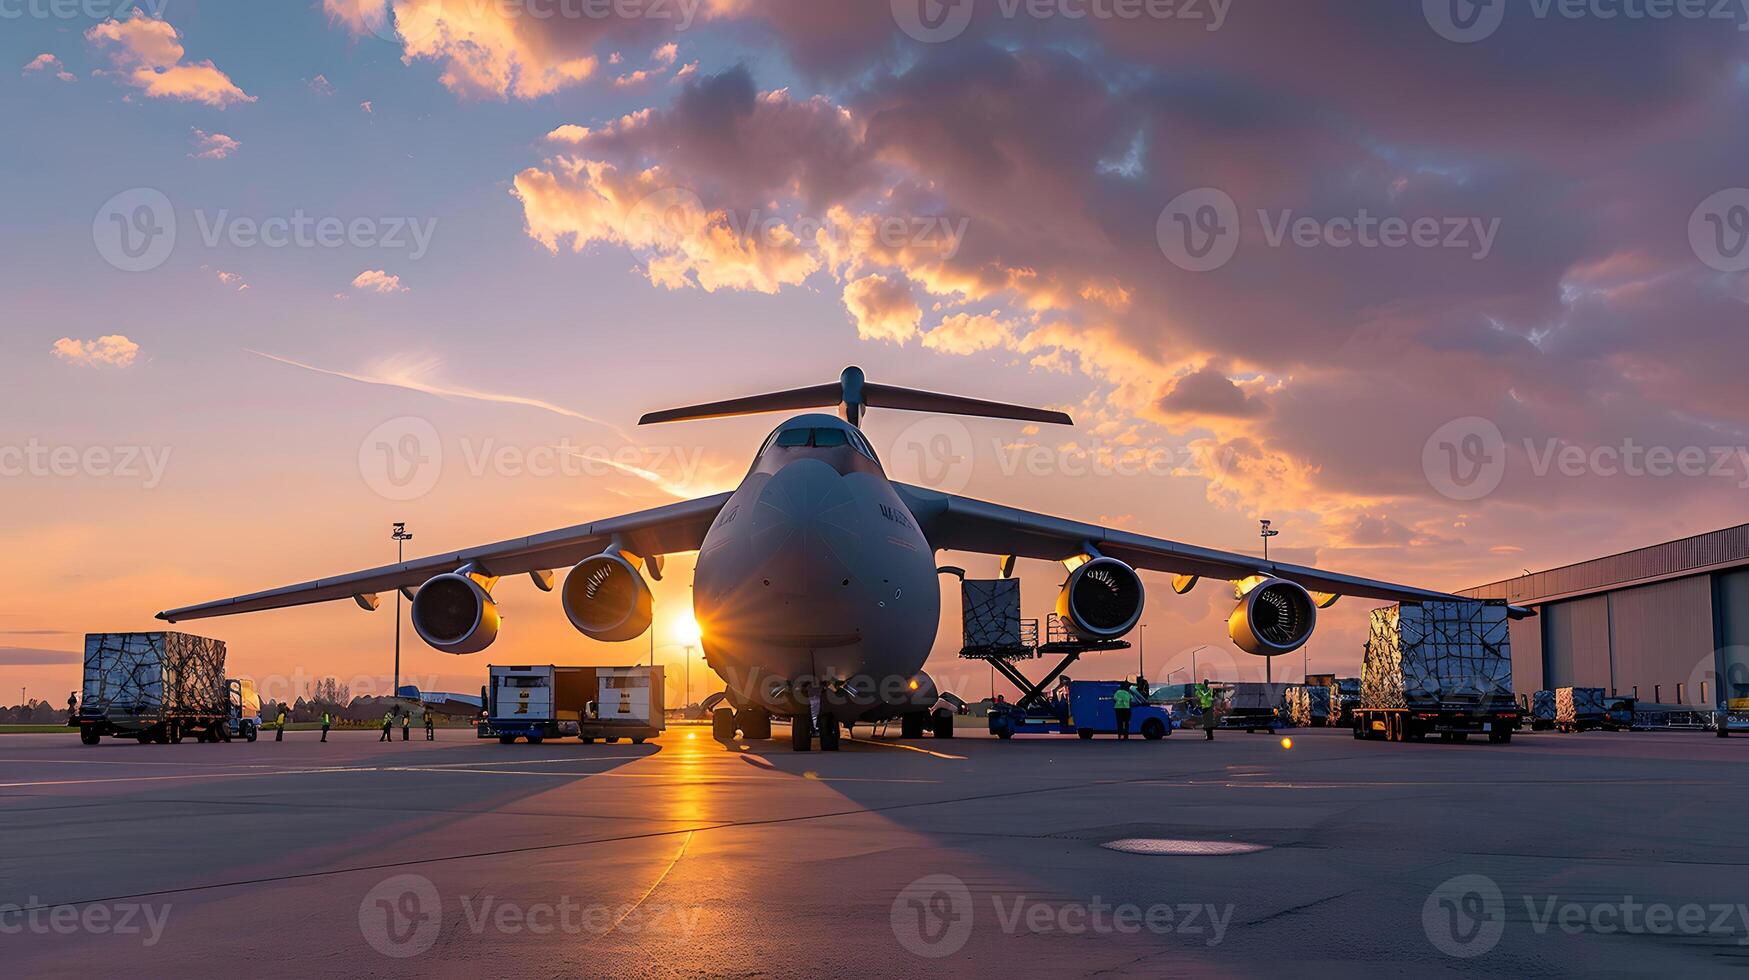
[639,366,1071,428]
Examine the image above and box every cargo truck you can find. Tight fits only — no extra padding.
[78,632,252,744]
[1221,682,1285,732]
[1286,684,1331,727]
[481,665,663,744]
[1353,600,1521,744]
[1555,686,1606,732]
[1329,677,1361,727]
[1529,690,1556,730]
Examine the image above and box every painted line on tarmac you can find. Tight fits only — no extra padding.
[843,735,966,760]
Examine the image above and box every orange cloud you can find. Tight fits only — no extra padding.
[842,274,920,344]
[52,335,140,368]
[23,53,76,83]
[86,12,254,108]
[351,269,408,293]
[189,128,240,159]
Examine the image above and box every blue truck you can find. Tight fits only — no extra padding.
[988,680,1176,740]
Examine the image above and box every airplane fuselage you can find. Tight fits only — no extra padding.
[690,414,942,721]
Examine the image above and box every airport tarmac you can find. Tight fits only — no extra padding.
[3,724,1746,978]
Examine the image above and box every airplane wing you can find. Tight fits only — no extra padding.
[893,484,1459,604]
[158,492,733,623]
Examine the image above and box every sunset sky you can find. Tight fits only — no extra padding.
[4,0,1746,706]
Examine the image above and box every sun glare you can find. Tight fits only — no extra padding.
[675,614,703,646]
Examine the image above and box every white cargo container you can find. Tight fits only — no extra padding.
[482,665,664,745]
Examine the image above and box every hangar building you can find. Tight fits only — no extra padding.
[1462,523,1749,708]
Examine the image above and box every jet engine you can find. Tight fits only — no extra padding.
[562,552,654,642]
[1056,557,1145,640]
[1228,578,1317,656]
[410,573,501,655]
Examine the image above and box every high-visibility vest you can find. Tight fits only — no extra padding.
[1198,687,1214,708]
[322,713,331,725]
[1113,689,1133,709]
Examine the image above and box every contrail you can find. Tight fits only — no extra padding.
[246,349,630,440]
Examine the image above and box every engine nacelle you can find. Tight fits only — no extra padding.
[1228,578,1317,656]
[410,573,501,655]
[1056,557,1146,640]
[562,553,654,642]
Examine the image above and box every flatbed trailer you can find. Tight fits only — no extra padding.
[1353,699,1520,742]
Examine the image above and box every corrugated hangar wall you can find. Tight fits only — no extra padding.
[1607,577,1712,702]
[1718,569,1749,701]
[1541,595,1610,690]
[1536,575,1713,700]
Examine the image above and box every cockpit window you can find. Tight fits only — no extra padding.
[773,428,813,448]
[812,428,849,448]
[761,425,879,463]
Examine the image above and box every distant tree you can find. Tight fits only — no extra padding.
[311,677,351,706]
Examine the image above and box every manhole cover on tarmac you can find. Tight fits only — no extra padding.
[1100,838,1270,856]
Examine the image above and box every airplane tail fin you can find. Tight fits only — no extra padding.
[638,366,1073,428]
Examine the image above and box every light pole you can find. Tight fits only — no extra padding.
[684,643,695,707]
[1259,520,1279,686]
[1138,624,1148,681]
[392,522,413,699]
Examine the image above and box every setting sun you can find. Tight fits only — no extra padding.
[674,613,703,647]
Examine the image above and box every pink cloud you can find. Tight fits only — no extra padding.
[189,128,240,159]
[52,335,140,368]
[22,53,76,83]
[351,270,408,294]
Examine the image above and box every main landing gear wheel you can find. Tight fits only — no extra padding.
[712,707,737,740]
[790,716,812,752]
[819,713,841,751]
[900,712,926,739]
[736,707,772,740]
[931,708,955,739]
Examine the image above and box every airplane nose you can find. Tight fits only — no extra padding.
[748,458,860,595]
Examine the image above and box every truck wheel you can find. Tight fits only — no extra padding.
[1078,730,1095,740]
[737,707,772,740]
[790,717,812,752]
[1352,718,1365,739]
[632,737,647,745]
[605,737,621,744]
[1452,733,1469,742]
[819,713,841,751]
[80,728,100,745]
[901,712,926,739]
[168,723,183,745]
[931,709,955,739]
[712,707,736,740]
[581,737,595,744]
[1141,719,1166,741]
[527,735,544,745]
[498,735,517,745]
[244,724,257,742]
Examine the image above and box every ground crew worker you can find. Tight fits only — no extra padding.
[1199,683,1217,740]
[423,707,434,741]
[1113,682,1134,740]
[320,710,331,743]
[275,706,288,742]
[401,709,411,741]
[380,710,393,742]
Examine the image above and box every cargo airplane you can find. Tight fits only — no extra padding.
[160,368,1460,750]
